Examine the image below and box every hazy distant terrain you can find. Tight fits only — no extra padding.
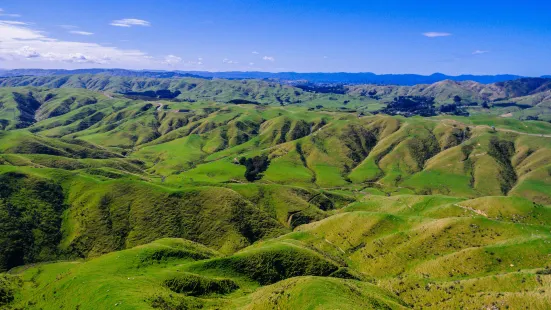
[0,68,527,85]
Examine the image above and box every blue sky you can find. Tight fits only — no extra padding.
[0,0,550,75]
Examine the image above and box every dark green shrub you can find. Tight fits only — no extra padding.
[196,246,339,285]
[164,273,238,296]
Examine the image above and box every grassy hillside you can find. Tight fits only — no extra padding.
[2,75,551,121]
[1,83,551,309]
[3,194,551,309]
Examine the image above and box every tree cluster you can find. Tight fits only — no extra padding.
[438,103,469,116]
[380,96,436,117]
[123,89,181,100]
[239,155,270,181]
[295,83,346,94]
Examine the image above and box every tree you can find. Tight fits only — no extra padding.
[453,95,462,104]
[239,155,270,181]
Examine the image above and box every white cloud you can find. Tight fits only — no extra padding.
[262,56,275,61]
[0,13,21,17]
[163,54,182,65]
[223,58,238,64]
[189,59,203,65]
[0,20,28,25]
[422,32,452,38]
[162,55,203,66]
[70,31,94,36]
[15,46,40,58]
[110,18,150,27]
[252,51,259,54]
[249,62,254,66]
[472,50,489,55]
[0,20,151,67]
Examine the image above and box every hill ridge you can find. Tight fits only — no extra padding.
[0,68,532,85]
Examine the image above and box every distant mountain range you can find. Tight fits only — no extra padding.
[0,68,536,85]
[182,71,526,85]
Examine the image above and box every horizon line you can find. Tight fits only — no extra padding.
[1,68,549,78]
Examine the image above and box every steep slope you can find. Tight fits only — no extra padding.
[0,87,132,130]
[0,163,350,270]
[0,172,65,271]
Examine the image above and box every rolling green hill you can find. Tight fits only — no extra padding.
[2,75,551,122]
[1,81,551,309]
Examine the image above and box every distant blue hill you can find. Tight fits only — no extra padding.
[0,68,533,85]
[181,71,525,85]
